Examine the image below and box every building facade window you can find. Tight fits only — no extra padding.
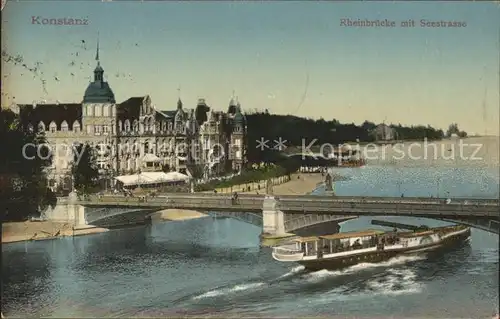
[103,105,109,117]
[94,125,101,135]
[94,105,102,117]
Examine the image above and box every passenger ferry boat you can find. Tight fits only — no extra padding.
[271,224,471,271]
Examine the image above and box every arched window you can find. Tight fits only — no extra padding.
[49,121,57,133]
[94,104,102,117]
[111,105,116,117]
[103,105,109,117]
[133,120,139,132]
[124,120,130,132]
[87,105,93,117]
[162,121,167,132]
[38,121,46,131]
[61,120,69,132]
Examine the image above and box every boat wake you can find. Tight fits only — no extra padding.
[277,265,306,279]
[190,255,426,302]
[304,255,426,283]
[365,268,422,295]
[192,282,266,300]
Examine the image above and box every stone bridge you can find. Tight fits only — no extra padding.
[60,193,500,235]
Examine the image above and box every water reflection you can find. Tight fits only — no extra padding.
[2,241,57,316]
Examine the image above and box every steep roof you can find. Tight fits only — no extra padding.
[18,103,82,130]
[117,97,143,122]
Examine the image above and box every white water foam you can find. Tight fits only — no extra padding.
[277,266,305,279]
[192,282,265,300]
[304,255,426,283]
[365,268,422,295]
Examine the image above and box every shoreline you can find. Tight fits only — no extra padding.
[1,173,327,245]
[1,221,109,245]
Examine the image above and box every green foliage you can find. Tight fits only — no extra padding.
[0,109,55,221]
[71,143,99,194]
[245,112,449,163]
[445,123,468,138]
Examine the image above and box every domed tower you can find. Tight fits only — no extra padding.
[82,39,115,105]
[81,36,118,174]
[230,98,246,172]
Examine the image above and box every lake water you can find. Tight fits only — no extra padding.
[2,149,499,318]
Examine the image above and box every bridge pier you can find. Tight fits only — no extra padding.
[262,196,286,236]
[69,193,87,228]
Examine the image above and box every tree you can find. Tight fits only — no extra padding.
[71,143,99,195]
[0,109,55,221]
[446,123,459,137]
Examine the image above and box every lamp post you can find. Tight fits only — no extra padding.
[436,177,440,198]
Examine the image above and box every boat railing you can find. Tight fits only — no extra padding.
[272,246,303,255]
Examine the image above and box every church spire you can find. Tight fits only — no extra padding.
[93,33,104,84]
[95,32,100,63]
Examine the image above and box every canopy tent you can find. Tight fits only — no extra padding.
[115,171,190,187]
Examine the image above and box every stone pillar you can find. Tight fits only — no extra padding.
[68,191,87,228]
[262,196,285,235]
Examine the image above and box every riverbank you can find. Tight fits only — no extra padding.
[1,221,108,244]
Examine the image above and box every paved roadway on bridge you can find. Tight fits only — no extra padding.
[79,194,499,220]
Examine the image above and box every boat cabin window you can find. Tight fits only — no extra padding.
[305,241,316,256]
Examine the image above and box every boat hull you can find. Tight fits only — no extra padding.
[298,227,470,271]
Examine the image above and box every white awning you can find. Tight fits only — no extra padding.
[142,153,162,163]
[115,171,190,186]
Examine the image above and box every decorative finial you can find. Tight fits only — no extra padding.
[177,86,181,99]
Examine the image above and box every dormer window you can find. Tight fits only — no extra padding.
[27,123,34,132]
[49,121,57,133]
[124,120,130,132]
[38,121,45,132]
[73,120,80,132]
[61,120,69,132]
[162,121,167,132]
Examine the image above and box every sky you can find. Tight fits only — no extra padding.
[1,1,499,135]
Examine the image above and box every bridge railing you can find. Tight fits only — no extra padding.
[284,214,352,232]
[278,201,500,217]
